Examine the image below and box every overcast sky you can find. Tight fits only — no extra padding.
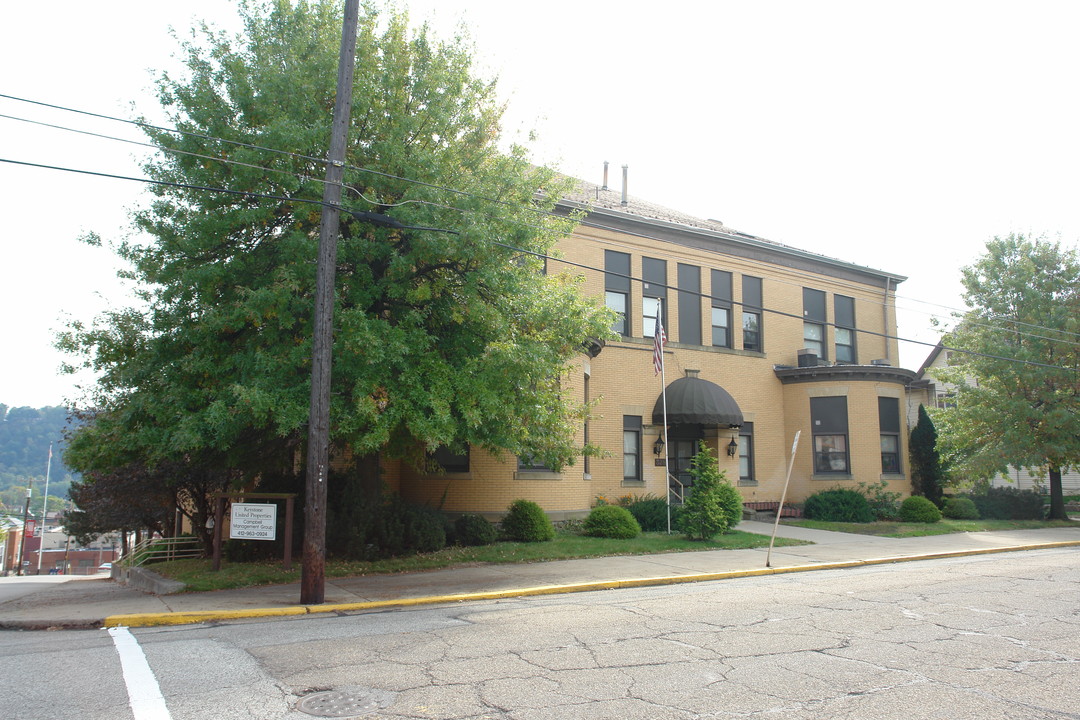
[2,1,1078,409]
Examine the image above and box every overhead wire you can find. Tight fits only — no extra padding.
[3,94,1078,365]
[4,93,1071,345]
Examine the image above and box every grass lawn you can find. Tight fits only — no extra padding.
[784,517,1078,537]
[147,528,809,593]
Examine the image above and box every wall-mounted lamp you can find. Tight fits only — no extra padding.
[726,436,739,457]
[653,436,666,457]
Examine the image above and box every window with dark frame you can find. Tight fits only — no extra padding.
[642,257,667,338]
[711,269,733,348]
[431,446,469,473]
[834,294,856,364]
[678,264,701,346]
[879,396,902,474]
[604,250,631,336]
[623,416,642,481]
[739,422,755,484]
[742,275,763,352]
[811,396,849,474]
[803,287,827,359]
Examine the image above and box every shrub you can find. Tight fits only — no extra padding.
[375,495,447,556]
[968,487,1045,520]
[501,499,555,542]
[899,495,942,523]
[857,480,902,520]
[803,488,876,523]
[453,514,498,546]
[677,444,742,540]
[942,497,980,520]
[583,504,642,539]
[624,494,670,532]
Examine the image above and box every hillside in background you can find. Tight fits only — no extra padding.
[0,404,78,510]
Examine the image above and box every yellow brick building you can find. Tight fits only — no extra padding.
[388,176,915,520]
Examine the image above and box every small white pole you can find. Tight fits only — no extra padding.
[36,443,53,574]
[766,431,800,568]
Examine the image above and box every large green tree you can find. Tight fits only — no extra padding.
[935,234,1080,520]
[59,1,611,498]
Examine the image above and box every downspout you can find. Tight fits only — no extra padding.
[882,278,892,365]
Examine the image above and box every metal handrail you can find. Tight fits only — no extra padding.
[122,535,203,567]
[668,472,685,504]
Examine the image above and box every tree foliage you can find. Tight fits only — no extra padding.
[935,234,1080,520]
[58,1,612,505]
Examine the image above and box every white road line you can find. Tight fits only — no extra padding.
[108,626,173,720]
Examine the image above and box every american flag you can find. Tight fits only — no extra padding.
[653,308,666,375]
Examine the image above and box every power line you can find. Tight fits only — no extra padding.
[9,93,1073,347]
[4,153,1076,373]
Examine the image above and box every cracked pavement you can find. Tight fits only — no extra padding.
[3,547,1078,719]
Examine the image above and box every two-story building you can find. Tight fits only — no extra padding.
[381,173,917,521]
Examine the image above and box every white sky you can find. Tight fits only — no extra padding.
[2,1,1079,409]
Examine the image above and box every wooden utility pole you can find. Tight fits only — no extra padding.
[301,0,360,605]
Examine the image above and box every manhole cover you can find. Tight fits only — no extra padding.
[295,689,394,718]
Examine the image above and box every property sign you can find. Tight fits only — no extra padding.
[229,503,277,541]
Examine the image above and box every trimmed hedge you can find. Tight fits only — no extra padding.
[453,514,498,546]
[803,488,876,523]
[899,495,942,523]
[967,487,1045,520]
[501,499,555,542]
[942,497,980,520]
[583,505,642,539]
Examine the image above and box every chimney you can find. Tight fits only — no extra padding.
[621,165,628,206]
[602,161,609,191]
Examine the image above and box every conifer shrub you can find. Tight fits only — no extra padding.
[453,513,498,546]
[942,497,980,520]
[583,504,642,539]
[375,495,447,555]
[899,495,942,523]
[803,488,876,523]
[677,444,743,540]
[500,499,555,542]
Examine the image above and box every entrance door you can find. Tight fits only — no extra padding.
[668,429,703,502]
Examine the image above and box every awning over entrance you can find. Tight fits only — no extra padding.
[652,376,744,427]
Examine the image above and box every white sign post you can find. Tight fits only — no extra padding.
[229,503,277,541]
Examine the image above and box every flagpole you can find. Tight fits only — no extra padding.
[36,443,53,574]
[652,304,672,534]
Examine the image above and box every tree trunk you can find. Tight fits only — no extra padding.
[1047,464,1067,520]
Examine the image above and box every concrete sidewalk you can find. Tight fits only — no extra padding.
[2,521,1078,630]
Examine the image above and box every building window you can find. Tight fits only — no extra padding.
[879,396,901,474]
[712,307,730,347]
[803,287,827,360]
[606,291,627,335]
[431,446,469,473]
[710,269,732,349]
[642,257,667,338]
[803,322,825,357]
[835,295,856,363]
[643,297,663,338]
[678,264,701,345]
[739,422,755,485]
[518,456,551,471]
[742,276,763,352]
[623,416,642,481]
[604,250,631,336]
[811,396,849,474]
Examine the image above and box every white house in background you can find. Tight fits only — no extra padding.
[910,341,1080,492]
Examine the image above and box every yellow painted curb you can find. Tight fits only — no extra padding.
[103,540,1080,629]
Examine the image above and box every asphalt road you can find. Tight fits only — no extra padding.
[2,548,1077,720]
